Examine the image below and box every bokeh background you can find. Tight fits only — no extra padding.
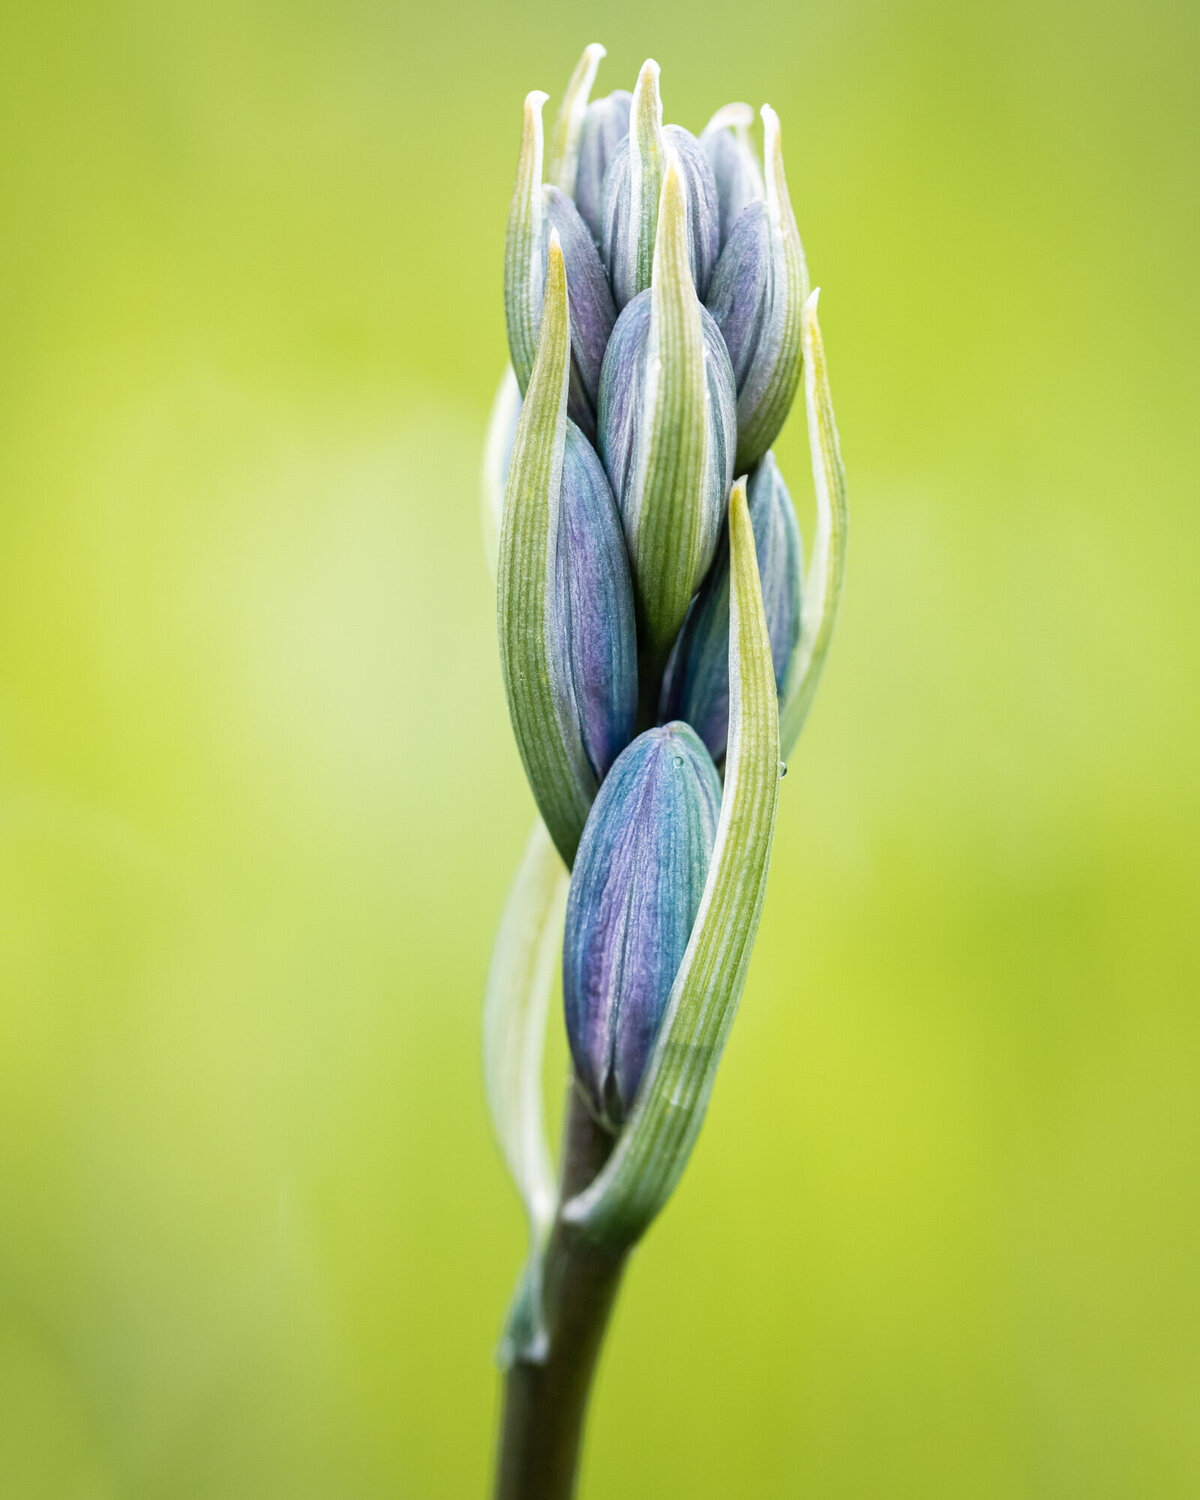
[2,1,1198,1495]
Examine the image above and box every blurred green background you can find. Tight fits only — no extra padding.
[2,1,1198,1495]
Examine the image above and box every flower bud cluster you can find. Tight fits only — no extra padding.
[495,50,819,1137]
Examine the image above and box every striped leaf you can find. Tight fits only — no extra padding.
[504,92,549,394]
[497,237,597,868]
[779,289,848,755]
[546,43,606,197]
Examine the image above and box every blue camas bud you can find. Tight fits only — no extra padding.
[505,93,617,440]
[574,90,632,247]
[660,452,802,762]
[597,164,736,657]
[556,423,638,780]
[706,106,810,472]
[545,187,618,439]
[600,60,720,309]
[563,722,722,1131]
[700,103,765,251]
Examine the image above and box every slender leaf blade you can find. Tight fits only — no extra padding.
[498,237,597,868]
[779,288,848,755]
[547,43,606,197]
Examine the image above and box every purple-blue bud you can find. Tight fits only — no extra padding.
[704,198,771,393]
[700,105,765,251]
[555,423,638,781]
[596,288,737,619]
[705,106,809,472]
[574,90,632,246]
[544,187,617,440]
[503,93,616,442]
[601,125,721,308]
[563,722,721,1131]
[660,452,803,762]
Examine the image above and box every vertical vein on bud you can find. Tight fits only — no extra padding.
[498,238,597,867]
[629,59,666,300]
[634,160,711,655]
[547,43,606,198]
[564,478,782,1246]
[505,92,549,395]
[780,290,848,755]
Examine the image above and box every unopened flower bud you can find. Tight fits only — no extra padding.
[563,722,721,1131]
[574,90,632,246]
[700,103,765,250]
[505,93,618,440]
[660,452,802,761]
[597,163,736,656]
[600,60,720,309]
[556,424,638,781]
[706,106,809,472]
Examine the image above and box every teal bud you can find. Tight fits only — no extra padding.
[556,423,638,781]
[545,187,618,439]
[660,452,802,762]
[705,106,810,472]
[563,722,721,1131]
[599,60,720,309]
[505,93,618,440]
[574,90,632,245]
[700,103,765,250]
[596,163,736,657]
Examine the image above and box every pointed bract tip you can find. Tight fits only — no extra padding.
[804,285,821,316]
[652,157,690,274]
[633,59,662,121]
[660,154,684,197]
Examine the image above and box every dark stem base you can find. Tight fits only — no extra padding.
[492,1089,628,1500]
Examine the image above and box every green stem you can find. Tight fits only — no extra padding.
[492,1089,628,1500]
